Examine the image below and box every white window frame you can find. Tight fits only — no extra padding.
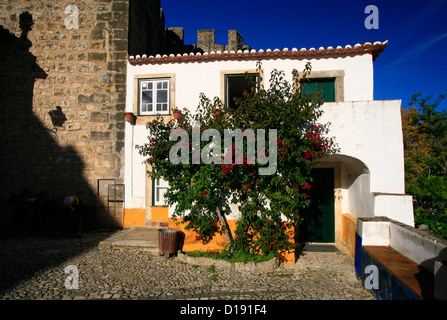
[139,78,170,116]
[152,177,169,206]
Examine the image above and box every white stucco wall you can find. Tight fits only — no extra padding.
[357,219,390,246]
[374,194,414,226]
[124,124,148,208]
[318,100,413,225]
[389,221,447,270]
[319,100,406,194]
[125,53,374,115]
[357,218,447,275]
[347,172,375,218]
[124,53,413,226]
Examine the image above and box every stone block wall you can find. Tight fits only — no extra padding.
[0,1,130,230]
[128,0,164,56]
[0,1,252,232]
[196,29,250,53]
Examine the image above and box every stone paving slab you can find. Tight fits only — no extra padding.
[0,231,376,300]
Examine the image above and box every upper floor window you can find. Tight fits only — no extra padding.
[296,70,344,102]
[139,78,170,115]
[301,78,336,102]
[224,73,259,110]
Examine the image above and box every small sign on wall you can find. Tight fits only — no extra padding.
[64,5,79,29]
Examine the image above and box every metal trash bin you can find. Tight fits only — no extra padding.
[158,228,179,257]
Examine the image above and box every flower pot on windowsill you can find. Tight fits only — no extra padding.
[125,112,134,122]
[173,110,182,119]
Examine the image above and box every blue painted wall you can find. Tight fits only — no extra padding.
[355,233,422,300]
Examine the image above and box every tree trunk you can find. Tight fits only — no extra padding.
[216,206,233,251]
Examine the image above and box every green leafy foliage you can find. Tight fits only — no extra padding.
[137,63,338,261]
[407,176,447,239]
[402,91,447,239]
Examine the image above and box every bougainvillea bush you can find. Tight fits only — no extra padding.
[137,63,337,261]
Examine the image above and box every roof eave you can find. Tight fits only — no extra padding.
[128,40,388,66]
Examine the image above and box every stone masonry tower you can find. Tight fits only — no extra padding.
[196,29,250,53]
[0,1,252,234]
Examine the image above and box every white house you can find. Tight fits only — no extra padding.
[123,40,414,260]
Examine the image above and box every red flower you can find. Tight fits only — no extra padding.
[221,164,234,175]
[202,190,207,197]
[304,150,313,159]
[276,138,283,146]
[301,182,311,190]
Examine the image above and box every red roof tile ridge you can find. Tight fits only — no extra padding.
[128,40,388,65]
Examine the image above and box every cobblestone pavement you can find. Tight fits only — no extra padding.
[0,231,375,300]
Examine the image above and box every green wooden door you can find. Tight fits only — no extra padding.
[299,168,335,242]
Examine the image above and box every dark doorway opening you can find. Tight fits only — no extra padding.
[299,168,335,242]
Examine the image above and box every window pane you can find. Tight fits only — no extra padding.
[153,177,169,206]
[142,104,153,112]
[142,90,153,103]
[156,103,162,111]
[302,78,335,102]
[156,188,168,205]
[157,89,168,103]
[318,80,335,102]
[162,103,167,111]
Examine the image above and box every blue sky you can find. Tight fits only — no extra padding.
[161,0,447,111]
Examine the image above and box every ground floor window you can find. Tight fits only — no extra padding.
[152,177,169,206]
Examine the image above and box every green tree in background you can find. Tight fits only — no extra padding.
[402,91,447,239]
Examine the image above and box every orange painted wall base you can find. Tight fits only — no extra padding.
[168,218,296,264]
[151,207,168,221]
[342,213,357,257]
[122,208,146,228]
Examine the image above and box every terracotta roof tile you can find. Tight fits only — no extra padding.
[128,41,388,65]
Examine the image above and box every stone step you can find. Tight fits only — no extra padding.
[98,226,161,252]
[145,220,168,228]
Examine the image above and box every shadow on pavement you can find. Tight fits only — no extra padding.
[0,232,113,294]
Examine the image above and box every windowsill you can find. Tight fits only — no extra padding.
[135,114,174,125]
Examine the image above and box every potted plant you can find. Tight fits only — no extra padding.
[124,112,134,122]
[173,108,182,119]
